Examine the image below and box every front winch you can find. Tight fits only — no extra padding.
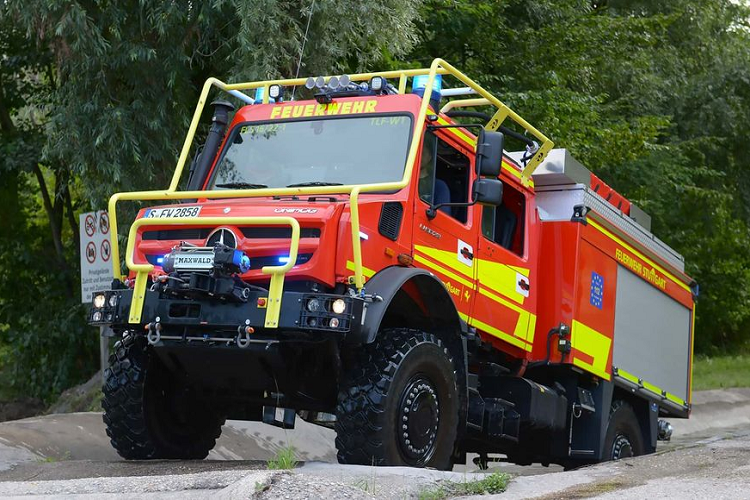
[157,242,256,303]
[162,243,250,275]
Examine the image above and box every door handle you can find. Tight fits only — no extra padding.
[460,247,474,260]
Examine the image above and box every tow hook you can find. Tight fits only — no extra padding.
[146,321,162,345]
[236,324,255,348]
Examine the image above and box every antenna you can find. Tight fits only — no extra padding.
[292,0,316,100]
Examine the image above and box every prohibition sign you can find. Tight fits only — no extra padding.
[85,215,96,237]
[86,241,97,263]
[100,240,111,262]
[99,213,110,235]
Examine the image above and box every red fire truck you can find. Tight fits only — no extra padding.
[90,59,695,470]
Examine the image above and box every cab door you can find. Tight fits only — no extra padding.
[471,176,537,355]
[412,130,477,321]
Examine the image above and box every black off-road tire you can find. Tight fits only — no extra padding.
[602,400,645,461]
[335,328,459,470]
[102,333,225,459]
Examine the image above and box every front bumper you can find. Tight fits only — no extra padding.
[88,288,365,339]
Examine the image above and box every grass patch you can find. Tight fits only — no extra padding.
[37,451,71,463]
[692,354,750,390]
[418,472,510,499]
[266,445,298,470]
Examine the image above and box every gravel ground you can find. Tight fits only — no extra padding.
[0,389,747,499]
[256,471,372,500]
[493,428,750,500]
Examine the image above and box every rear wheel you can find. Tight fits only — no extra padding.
[603,400,644,461]
[102,333,224,459]
[335,328,459,470]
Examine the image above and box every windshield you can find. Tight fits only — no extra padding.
[209,114,413,189]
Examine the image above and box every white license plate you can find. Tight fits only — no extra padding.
[173,252,214,271]
[144,206,202,219]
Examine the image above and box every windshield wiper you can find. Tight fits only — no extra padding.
[215,182,268,189]
[286,181,344,187]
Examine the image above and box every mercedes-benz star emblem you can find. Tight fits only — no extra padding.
[206,228,237,248]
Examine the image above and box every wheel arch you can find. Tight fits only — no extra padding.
[350,266,467,346]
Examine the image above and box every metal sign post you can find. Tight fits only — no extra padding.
[79,210,114,373]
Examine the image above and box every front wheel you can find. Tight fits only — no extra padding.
[102,333,225,459]
[335,328,459,470]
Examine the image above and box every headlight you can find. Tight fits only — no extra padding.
[306,298,322,312]
[92,311,103,322]
[329,317,340,328]
[108,295,118,307]
[331,299,346,314]
[93,294,106,309]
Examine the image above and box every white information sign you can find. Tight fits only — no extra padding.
[80,210,113,303]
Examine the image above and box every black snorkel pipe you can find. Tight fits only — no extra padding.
[186,100,235,191]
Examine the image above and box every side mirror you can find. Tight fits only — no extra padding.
[475,130,504,177]
[473,178,503,206]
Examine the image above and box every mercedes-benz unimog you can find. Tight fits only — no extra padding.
[90,59,695,470]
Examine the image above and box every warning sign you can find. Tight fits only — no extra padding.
[80,210,113,303]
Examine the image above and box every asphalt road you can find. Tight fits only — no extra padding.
[0,388,747,499]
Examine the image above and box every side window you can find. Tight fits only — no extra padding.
[418,132,470,224]
[482,181,526,256]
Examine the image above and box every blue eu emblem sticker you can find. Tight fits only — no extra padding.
[590,271,604,310]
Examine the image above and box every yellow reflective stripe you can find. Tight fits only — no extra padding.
[571,320,612,380]
[666,392,686,406]
[346,260,375,278]
[502,163,534,188]
[526,313,537,345]
[414,254,474,289]
[507,265,530,277]
[616,369,688,407]
[466,315,532,352]
[419,249,536,346]
[477,286,534,340]
[476,259,528,305]
[435,117,476,146]
[414,245,473,279]
[588,218,691,293]
[617,369,639,385]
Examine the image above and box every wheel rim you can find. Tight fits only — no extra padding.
[611,434,634,460]
[397,376,439,464]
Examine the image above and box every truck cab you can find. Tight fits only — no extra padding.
[91,60,694,470]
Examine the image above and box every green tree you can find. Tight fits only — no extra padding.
[409,0,750,352]
[0,0,422,400]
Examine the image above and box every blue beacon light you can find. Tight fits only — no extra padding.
[411,74,443,111]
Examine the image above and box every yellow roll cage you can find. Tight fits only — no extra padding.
[109,58,553,326]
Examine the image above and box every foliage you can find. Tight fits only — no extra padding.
[266,445,298,470]
[418,472,511,499]
[692,354,750,390]
[0,0,421,400]
[2,0,750,402]
[408,0,750,353]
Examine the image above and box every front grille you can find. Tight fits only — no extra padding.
[142,227,320,241]
[379,202,404,241]
[239,227,321,239]
[142,228,212,241]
